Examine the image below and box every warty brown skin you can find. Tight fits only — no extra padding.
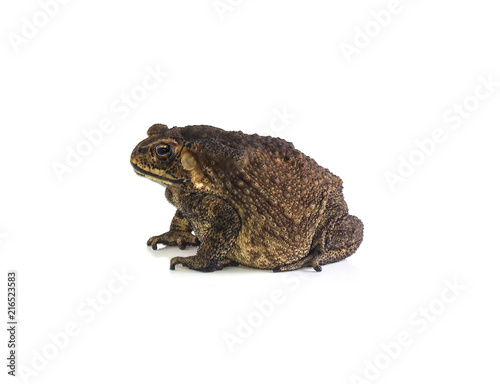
[130,123,363,272]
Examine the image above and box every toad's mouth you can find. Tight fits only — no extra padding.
[131,163,185,185]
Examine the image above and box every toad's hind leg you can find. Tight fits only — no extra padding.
[317,214,364,266]
[273,214,363,272]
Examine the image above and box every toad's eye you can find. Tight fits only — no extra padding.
[155,144,173,159]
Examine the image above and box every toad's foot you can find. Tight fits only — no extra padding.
[147,231,200,250]
[170,256,239,272]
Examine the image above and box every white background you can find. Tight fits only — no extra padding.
[1,1,499,383]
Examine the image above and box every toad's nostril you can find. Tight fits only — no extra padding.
[134,145,146,156]
[131,146,143,163]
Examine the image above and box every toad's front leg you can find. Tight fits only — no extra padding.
[170,196,241,272]
[147,209,199,250]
